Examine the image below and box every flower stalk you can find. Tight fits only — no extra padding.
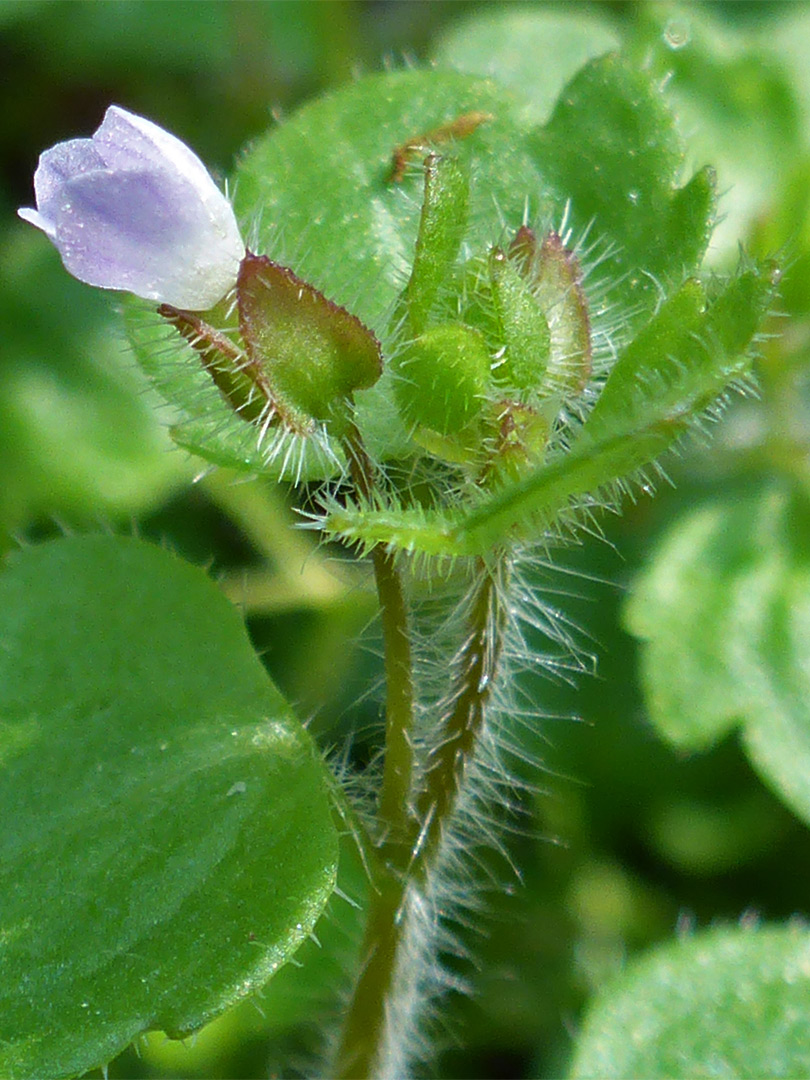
[331,486,507,1078]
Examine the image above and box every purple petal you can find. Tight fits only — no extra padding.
[51,168,242,309]
[33,139,106,221]
[94,107,218,200]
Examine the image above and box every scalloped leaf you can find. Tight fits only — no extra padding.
[625,486,810,829]
[569,923,810,1079]
[0,536,338,1080]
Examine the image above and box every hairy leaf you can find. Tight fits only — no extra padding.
[570,923,810,1079]
[625,486,810,829]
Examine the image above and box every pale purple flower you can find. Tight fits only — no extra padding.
[18,106,245,310]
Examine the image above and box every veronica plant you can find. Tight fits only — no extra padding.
[4,14,790,1080]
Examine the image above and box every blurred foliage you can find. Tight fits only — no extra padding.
[3,2,810,1079]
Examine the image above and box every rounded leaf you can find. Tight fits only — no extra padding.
[570,923,810,1079]
[0,536,338,1080]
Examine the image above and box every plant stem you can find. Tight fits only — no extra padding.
[372,544,416,842]
[341,425,416,844]
[334,424,417,1079]
[414,560,503,869]
[333,541,505,1079]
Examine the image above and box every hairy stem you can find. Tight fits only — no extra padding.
[341,425,416,843]
[414,560,504,869]
[334,424,417,1079]
[333,537,506,1079]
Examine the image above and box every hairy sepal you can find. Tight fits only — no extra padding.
[324,261,775,557]
[237,253,383,431]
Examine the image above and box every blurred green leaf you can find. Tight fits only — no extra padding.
[569,922,810,1079]
[432,7,620,126]
[627,5,802,263]
[625,486,810,827]
[0,536,338,1080]
[0,229,187,542]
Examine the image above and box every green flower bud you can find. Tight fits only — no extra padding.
[393,321,490,437]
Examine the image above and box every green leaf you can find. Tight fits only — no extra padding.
[582,264,774,446]
[569,922,810,1079]
[0,229,187,542]
[625,486,810,828]
[0,536,338,1080]
[432,7,620,126]
[530,54,716,323]
[131,58,720,475]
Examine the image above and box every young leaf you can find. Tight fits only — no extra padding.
[582,264,774,446]
[569,922,810,1079]
[0,536,338,1080]
[625,486,810,829]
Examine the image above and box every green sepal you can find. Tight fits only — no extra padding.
[489,246,551,392]
[237,252,383,429]
[403,153,470,335]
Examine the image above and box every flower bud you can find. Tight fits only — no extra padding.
[18,106,244,310]
[393,322,490,437]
